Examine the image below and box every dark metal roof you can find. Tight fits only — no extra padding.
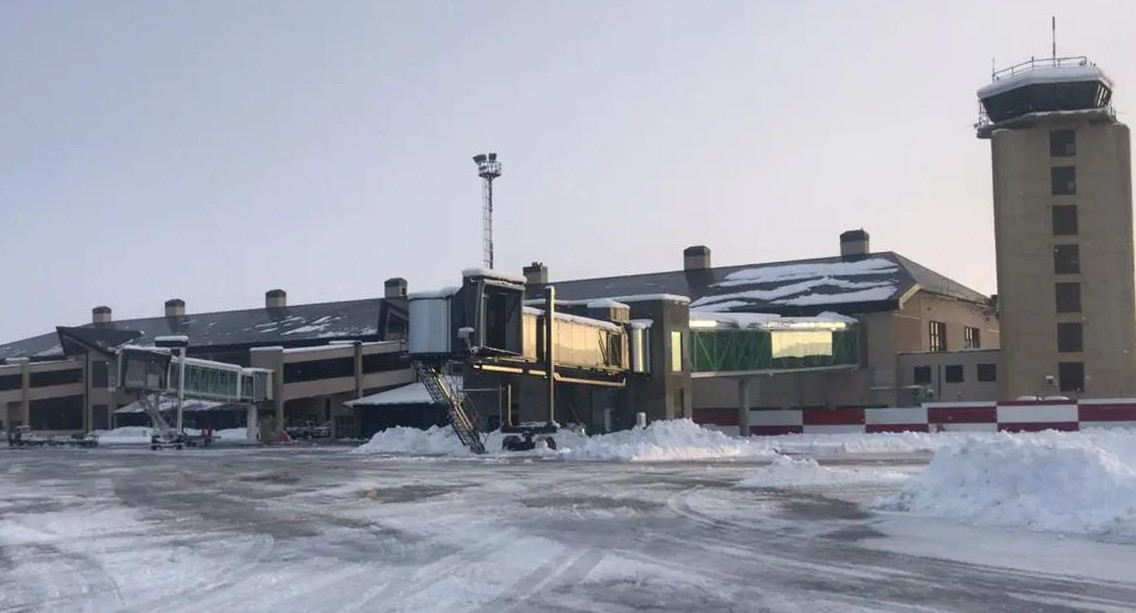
[0,298,406,361]
[525,251,989,316]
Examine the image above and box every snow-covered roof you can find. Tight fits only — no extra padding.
[978,64,1112,99]
[690,310,856,331]
[528,252,986,317]
[346,376,463,407]
[461,267,526,284]
[408,287,459,300]
[521,307,624,332]
[0,296,405,361]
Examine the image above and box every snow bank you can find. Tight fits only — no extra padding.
[882,431,1136,535]
[353,420,775,462]
[353,426,465,455]
[738,455,910,488]
[558,420,772,461]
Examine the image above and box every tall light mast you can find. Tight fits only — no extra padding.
[472,153,502,269]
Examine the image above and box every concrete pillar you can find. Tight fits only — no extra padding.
[246,403,259,442]
[250,346,285,434]
[737,378,751,437]
[14,358,30,427]
[83,353,93,432]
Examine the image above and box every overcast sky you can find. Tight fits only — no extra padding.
[2,0,1134,343]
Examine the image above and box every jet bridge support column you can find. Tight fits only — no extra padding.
[737,378,751,437]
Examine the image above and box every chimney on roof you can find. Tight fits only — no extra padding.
[840,229,870,260]
[92,306,112,324]
[523,262,548,286]
[683,245,711,271]
[266,289,286,309]
[384,277,408,299]
[164,298,185,318]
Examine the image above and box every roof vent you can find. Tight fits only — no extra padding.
[164,298,186,318]
[92,306,112,324]
[523,262,548,286]
[839,230,870,260]
[266,289,286,309]
[384,278,408,299]
[683,245,711,271]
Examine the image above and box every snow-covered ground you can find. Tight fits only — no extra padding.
[2,425,1135,612]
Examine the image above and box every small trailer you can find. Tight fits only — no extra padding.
[7,426,99,448]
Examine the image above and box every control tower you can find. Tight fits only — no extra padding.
[977,56,1135,398]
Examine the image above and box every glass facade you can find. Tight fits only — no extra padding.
[690,325,860,373]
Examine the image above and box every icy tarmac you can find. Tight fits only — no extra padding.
[1,446,1134,613]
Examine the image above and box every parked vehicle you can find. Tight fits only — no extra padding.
[285,420,331,439]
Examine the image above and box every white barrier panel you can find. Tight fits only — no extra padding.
[997,404,1078,423]
[749,410,804,426]
[1080,421,1136,430]
[802,425,865,435]
[865,407,928,425]
[938,423,999,432]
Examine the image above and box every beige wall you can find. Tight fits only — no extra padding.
[990,118,1135,398]
[896,349,1001,403]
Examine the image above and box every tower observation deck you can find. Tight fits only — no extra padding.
[977,56,1114,138]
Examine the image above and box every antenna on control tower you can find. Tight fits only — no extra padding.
[472,153,502,270]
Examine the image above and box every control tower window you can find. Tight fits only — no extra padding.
[1049,130,1076,157]
[1051,166,1076,195]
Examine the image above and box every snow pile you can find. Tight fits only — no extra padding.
[883,432,1136,535]
[557,419,772,462]
[738,454,910,488]
[92,427,152,445]
[353,426,465,455]
[353,420,773,462]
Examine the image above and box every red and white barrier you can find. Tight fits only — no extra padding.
[694,398,1136,436]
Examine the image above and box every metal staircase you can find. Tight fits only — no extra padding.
[139,393,178,441]
[414,363,486,454]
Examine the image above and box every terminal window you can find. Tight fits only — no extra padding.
[913,366,932,384]
[1057,322,1083,353]
[1058,361,1085,392]
[928,321,946,352]
[944,365,964,383]
[964,326,981,349]
[977,363,997,382]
